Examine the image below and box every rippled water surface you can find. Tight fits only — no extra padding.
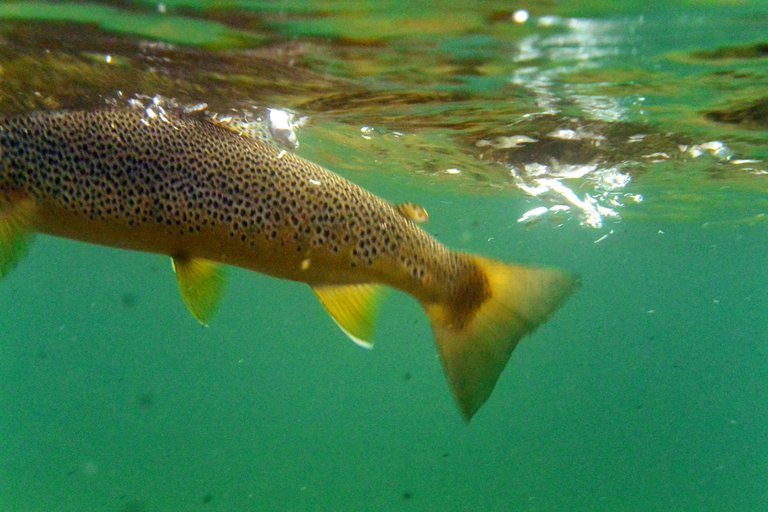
[0,2,766,511]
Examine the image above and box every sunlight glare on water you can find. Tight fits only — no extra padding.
[0,2,766,512]
[512,161,638,228]
[502,14,646,228]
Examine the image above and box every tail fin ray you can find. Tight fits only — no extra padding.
[424,255,577,421]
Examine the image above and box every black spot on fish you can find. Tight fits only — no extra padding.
[0,109,448,284]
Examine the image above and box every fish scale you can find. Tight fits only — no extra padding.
[0,109,576,421]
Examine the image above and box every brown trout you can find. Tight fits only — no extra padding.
[0,109,576,420]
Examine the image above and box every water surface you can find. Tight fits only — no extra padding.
[0,2,766,511]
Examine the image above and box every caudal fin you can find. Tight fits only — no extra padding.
[423,255,577,421]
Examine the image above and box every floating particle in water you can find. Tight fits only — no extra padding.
[120,500,147,512]
[136,392,154,409]
[82,461,99,476]
[402,491,413,501]
[403,372,411,381]
[121,293,137,308]
[202,493,213,504]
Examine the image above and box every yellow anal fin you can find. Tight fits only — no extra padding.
[171,257,226,326]
[313,284,385,348]
[424,255,577,421]
[0,197,35,279]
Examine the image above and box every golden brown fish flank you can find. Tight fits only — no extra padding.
[0,109,576,420]
[0,110,447,289]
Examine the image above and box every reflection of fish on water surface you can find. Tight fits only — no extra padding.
[0,109,576,420]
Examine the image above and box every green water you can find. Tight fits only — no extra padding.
[1,2,766,511]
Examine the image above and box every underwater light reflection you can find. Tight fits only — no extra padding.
[512,161,639,228]
[506,16,647,228]
[512,16,631,122]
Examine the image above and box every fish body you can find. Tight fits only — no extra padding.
[0,110,576,420]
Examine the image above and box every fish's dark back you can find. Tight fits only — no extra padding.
[0,110,455,292]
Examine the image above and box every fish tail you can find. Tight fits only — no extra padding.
[423,254,577,421]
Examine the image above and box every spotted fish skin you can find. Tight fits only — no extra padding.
[0,109,576,421]
[0,110,459,295]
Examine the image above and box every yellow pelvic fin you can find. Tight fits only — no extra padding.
[397,202,429,224]
[171,257,226,326]
[0,198,35,279]
[423,255,577,421]
[312,284,385,349]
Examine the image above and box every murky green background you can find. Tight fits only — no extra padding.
[1,1,766,511]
